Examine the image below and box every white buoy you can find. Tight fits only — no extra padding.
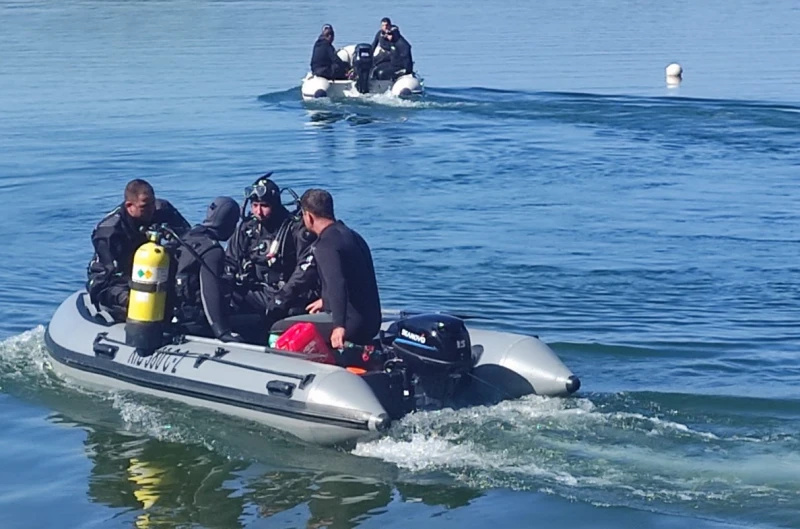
[666,63,683,85]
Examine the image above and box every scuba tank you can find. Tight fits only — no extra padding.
[125,230,171,351]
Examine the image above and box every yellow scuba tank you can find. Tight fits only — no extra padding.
[125,231,171,351]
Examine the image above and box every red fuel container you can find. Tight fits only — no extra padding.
[274,322,336,365]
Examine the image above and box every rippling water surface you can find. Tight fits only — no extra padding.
[2,1,800,528]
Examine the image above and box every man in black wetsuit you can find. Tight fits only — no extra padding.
[172,196,243,343]
[371,17,393,55]
[225,174,318,332]
[300,189,381,348]
[86,179,190,322]
[310,24,349,80]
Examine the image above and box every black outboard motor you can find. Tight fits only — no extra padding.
[351,43,373,94]
[385,314,473,407]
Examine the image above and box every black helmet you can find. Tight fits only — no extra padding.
[202,196,240,241]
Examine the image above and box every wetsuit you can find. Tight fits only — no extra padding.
[390,33,413,76]
[310,37,348,80]
[312,221,381,345]
[226,207,318,325]
[371,30,392,54]
[374,29,413,80]
[173,197,242,342]
[86,199,190,321]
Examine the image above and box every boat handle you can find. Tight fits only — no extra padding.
[266,380,295,398]
[93,332,118,359]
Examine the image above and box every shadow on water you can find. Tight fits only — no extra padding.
[305,110,381,127]
[75,421,484,529]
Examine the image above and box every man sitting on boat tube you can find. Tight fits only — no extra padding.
[86,179,190,322]
[310,24,349,81]
[300,189,382,348]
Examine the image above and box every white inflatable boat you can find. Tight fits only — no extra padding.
[301,43,424,101]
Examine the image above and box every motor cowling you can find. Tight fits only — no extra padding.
[125,235,171,351]
[352,43,373,93]
[385,313,473,403]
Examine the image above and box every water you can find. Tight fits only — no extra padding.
[2,0,800,527]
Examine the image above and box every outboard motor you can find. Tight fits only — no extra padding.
[385,314,473,408]
[351,43,373,94]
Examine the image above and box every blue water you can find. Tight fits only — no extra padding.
[2,1,800,528]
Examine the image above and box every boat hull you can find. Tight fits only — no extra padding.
[45,291,580,446]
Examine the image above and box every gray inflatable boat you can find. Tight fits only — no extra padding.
[44,290,581,446]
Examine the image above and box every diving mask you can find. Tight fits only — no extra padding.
[244,180,278,204]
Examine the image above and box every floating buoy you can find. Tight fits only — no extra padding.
[666,63,683,85]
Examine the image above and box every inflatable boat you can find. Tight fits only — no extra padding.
[44,290,581,446]
[301,43,423,101]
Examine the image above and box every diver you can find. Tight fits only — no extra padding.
[300,188,382,348]
[371,17,393,55]
[373,26,414,81]
[172,196,243,343]
[310,24,350,81]
[225,174,318,335]
[86,179,190,322]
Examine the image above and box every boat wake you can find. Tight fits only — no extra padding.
[353,390,800,526]
[257,85,800,159]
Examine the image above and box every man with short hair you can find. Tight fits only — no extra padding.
[371,17,393,55]
[301,189,381,348]
[86,179,190,321]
